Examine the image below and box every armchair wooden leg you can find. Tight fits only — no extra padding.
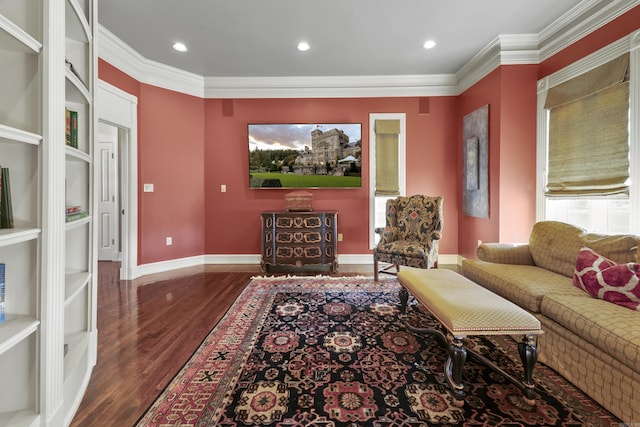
[374,258,379,281]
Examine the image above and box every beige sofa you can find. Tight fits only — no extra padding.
[461,221,640,423]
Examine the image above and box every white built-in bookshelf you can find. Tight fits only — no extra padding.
[0,0,96,425]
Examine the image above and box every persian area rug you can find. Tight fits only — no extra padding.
[137,275,620,426]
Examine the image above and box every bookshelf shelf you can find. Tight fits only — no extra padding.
[0,14,42,53]
[0,409,39,427]
[62,0,97,424]
[63,331,90,380]
[0,228,41,247]
[66,145,92,162]
[0,315,39,356]
[0,2,44,425]
[0,0,96,424]
[65,69,91,105]
[65,271,90,305]
[0,123,42,145]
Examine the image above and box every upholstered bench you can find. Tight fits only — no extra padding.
[397,268,543,407]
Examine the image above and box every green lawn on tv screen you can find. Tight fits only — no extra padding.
[250,172,361,188]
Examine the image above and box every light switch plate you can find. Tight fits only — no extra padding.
[143,183,154,192]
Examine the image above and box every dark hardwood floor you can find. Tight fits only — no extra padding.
[71,263,255,426]
[71,262,374,426]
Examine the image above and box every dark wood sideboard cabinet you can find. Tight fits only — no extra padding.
[261,211,338,272]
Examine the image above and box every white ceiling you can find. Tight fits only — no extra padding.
[98,0,597,78]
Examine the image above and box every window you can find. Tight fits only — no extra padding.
[369,113,406,247]
[537,32,640,235]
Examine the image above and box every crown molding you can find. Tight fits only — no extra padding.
[203,74,459,98]
[456,34,540,93]
[97,25,204,98]
[539,0,640,62]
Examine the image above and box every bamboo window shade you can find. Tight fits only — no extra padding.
[545,53,630,197]
[375,119,401,196]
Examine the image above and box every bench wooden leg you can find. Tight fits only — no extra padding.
[518,335,538,406]
[398,288,409,314]
[445,337,467,407]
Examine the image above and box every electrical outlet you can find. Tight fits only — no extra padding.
[338,233,343,242]
[221,184,227,193]
[166,237,172,246]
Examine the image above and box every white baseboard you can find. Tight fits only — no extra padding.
[130,253,463,280]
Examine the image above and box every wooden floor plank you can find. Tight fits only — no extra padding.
[71,263,254,427]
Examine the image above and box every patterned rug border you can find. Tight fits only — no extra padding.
[136,275,621,426]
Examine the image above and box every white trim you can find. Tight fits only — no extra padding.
[630,32,640,233]
[204,254,262,265]
[129,253,462,280]
[133,255,206,279]
[203,75,459,98]
[536,78,549,222]
[97,25,204,98]
[456,34,540,94]
[538,0,640,63]
[97,80,138,280]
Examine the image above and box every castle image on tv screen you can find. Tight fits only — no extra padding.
[248,123,362,189]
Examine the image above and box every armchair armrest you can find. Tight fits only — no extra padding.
[375,226,398,244]
[477,243,534,265]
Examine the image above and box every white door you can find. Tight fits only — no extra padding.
[97,122,119,261]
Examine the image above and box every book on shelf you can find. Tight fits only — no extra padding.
[65,108,78,148]
[66,205,82,215]
[0,263,5,323]
[0,167,14,229]
[65,109,71,146]
[65,58,82,82]
[65,210,88,223]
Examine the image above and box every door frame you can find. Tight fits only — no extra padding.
[97,80,138,280]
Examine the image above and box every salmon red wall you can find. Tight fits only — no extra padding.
[457,68,503,258]
[204,97,459,256]
[456,65,538,259]
[137,85,206,263]
[99,60,206,265]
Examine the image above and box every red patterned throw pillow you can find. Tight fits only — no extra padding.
[573,246,640,311]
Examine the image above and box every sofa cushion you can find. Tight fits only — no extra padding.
[573,246,640,311]
[529,221,638,278]
[541,292,640,372]
[462,259,576,313]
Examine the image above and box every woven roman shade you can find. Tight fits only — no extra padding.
[545,53,630,197]
[375,119,400,196]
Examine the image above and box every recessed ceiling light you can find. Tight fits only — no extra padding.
[173,42,188,52]
[297,42,310,52]
[423,40,436,50]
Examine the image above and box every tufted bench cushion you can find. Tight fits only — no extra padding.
[397,268,542,336]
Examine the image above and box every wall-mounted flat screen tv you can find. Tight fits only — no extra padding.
[249,123,362,189]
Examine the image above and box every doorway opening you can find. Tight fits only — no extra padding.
[97,80,138,280]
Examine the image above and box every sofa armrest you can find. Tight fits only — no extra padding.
[477,243,535,265]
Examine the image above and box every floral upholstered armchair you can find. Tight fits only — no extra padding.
[373,195,443,281]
